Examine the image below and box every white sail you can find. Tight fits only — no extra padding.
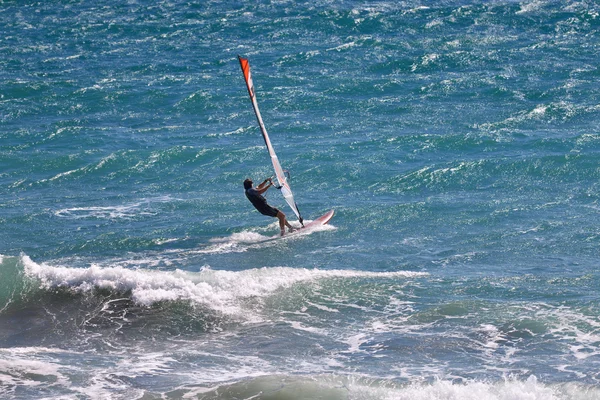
[238,56,303,225]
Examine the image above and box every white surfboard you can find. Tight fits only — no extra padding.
[277,209,335,239]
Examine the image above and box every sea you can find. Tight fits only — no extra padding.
[1,0,600,399]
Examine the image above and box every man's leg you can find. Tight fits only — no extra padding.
[276,211,294,235]
[276,211,286,235]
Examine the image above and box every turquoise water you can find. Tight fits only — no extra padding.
[2,1,600,398]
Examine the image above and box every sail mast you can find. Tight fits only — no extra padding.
[238,56,303,225]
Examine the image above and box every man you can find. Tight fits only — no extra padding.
[244,177,295,236]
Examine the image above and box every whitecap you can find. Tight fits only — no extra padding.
[20,255,428,320]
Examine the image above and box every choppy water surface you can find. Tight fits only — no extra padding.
[2,1,600,398]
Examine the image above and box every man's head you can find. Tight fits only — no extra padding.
[243,178,253,190]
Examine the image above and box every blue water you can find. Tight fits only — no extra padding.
[2,1,600,398]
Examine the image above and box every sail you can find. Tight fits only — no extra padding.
[238,56,303,225]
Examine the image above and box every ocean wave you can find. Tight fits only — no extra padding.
[183,374,600,400]
[10,254,427,317]
[476,102,600,133]
[0,254,430,346]
[378,148,600,197]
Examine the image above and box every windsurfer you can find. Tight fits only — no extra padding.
[244,178,295,236]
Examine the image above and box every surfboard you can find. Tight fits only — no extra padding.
[295,209,335,232]
[267,209,335,241]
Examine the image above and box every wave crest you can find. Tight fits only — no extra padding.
[20,255,427,318]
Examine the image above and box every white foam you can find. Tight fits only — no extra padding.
[194,221,336,254]
[54,203,153,220]
[195,230,273,254]
[543,306,600,361]
[346,333,370,353]
[328,374,600,400]
[181,374,600,400]
[21,255,428,318]
[288,321,328,335]
[0,349,70,391]
[54,196,176,220]
[517,0,544,14]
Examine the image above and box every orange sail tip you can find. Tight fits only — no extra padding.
[238,56,250,81]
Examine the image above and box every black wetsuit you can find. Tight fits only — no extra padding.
[245,188,279,217]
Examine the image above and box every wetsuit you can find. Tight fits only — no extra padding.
[245,187,279,217]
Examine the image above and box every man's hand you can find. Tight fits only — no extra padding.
[256,177,274,192]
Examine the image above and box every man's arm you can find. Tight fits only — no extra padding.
[255,178,273,194]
